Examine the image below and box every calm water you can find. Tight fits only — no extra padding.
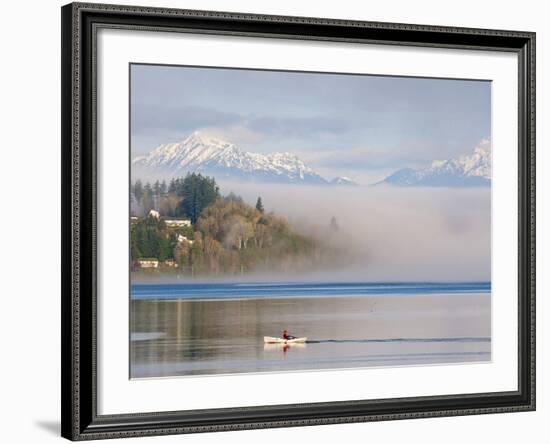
[131,282,490,300]
[130,282,491,378]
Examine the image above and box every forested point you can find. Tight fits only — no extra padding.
[131,173,219,224]
[130,173,342,276]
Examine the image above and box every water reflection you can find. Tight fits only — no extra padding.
[130,294,490,378]
[264,342,307,355]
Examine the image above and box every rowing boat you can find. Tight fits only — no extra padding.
[263,336,307,344]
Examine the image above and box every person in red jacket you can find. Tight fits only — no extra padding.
[282,330,295,340]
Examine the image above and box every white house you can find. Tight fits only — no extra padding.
[165,218,192,228]
[149,209,160,219]
[137,258,159,268]
[177,234,193,244]
[164,259,178,268]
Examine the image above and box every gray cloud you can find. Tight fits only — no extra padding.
[133,103,348,137]
[132,105,242,134]
[247,115,349,138]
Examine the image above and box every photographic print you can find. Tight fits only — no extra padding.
[61,5,536,438]
[129,64,492,379]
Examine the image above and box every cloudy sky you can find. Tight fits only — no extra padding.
[131,64,491,182]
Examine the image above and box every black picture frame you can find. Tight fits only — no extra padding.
[61,2,536,440]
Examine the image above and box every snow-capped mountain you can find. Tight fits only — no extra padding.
[132,131,328,184]
[376,140,491,187]
[330,176,358,186]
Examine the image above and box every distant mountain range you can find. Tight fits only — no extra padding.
[376,140,491,187]
[133,132,490,188]
[132,132,357,185]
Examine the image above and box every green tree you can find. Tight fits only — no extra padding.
[142,183,154,214]
[133,180,143,203]
[168,178,176,194]
[144,214,160,257]
[178,173,220,224]
[255,196,264,213]
[158,236,171,261]
[130,223,144,260]
[153,180,161,196]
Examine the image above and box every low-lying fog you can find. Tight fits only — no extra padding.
[218,180,491,282]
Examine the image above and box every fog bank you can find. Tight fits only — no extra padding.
[219,180,491,282]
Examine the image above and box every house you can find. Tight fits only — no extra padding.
[177,234,193,244]
[164,259,178,268]
[149,209,160,219]
[165,218,192,228]
[137,258,159,268]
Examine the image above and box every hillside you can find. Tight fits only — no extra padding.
[130,174,336,276]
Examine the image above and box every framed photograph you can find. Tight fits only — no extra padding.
[61,2,536,440]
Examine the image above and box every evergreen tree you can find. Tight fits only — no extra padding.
[158,236,171,261]
[330,216,339,231]
[152,180,162,212]
[142,182,154,215]
[255,197,264,213]
[160,180,167,196]
[168,178,176,194]
[133,180,144,203]
[178,173,220,224]
[130,225,143,260]
[153,180,161,196]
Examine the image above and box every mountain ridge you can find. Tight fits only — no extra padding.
[376,139,491,187]
[132,132,329,184]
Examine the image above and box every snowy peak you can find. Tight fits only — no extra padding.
[458,138,491,178]
[137,132,240,170]
[132,131,327,184]
[428,139,490,179]
[330,176,358,186]
[377,140,491,187]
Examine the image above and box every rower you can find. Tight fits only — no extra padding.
[282,330,295,340]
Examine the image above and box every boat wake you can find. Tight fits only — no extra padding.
[305,337,490,344]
